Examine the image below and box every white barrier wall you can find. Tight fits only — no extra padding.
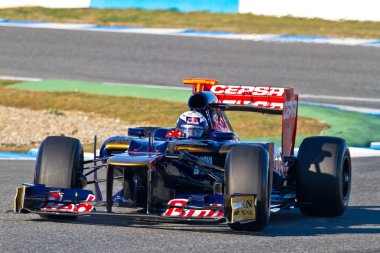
[0,0,90,8]
[239,0,380,22]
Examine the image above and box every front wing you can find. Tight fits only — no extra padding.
[14,184,258,225]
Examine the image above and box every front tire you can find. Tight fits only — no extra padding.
[225,145,271,231]
[34,136,83,188]
[296,136,351,216]
[34,136,84,219]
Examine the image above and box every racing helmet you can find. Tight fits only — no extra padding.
[176,111,208,139]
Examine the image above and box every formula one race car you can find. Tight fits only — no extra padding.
[14,78,352,231]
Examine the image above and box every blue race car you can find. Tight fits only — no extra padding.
[14,78,351,231]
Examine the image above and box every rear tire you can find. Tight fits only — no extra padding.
[34,136,83,188]
[296,136,351,216]
[225,145,271,231]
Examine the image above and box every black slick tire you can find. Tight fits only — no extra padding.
[296,136,351,216]
[225,145,271,231]
[34,136,83,188]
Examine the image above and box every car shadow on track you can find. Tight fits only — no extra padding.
[24,205,380,236]
[265,205,380,236]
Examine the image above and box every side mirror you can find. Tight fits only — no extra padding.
[128,128,145,137]
[212,131,234,140]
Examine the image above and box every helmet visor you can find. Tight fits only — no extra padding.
[180,125,205,139]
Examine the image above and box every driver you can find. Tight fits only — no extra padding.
[176,111,208,139]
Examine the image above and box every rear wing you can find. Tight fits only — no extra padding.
[184,78,298,156]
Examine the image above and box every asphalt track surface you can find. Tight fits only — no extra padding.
[0,158,379,252]
[0,26,380,108]
[0,25,380,252]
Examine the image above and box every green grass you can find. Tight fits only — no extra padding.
[1,7,380,39]
[2,79,379,151]
[0,145,31,153]
[241,103,380,148]
[6,80,328,139]
[243,106,380,148]
[0,80,19,86]
[298,105,380,147]
[11,80,192,102]
[0,85,326,139]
